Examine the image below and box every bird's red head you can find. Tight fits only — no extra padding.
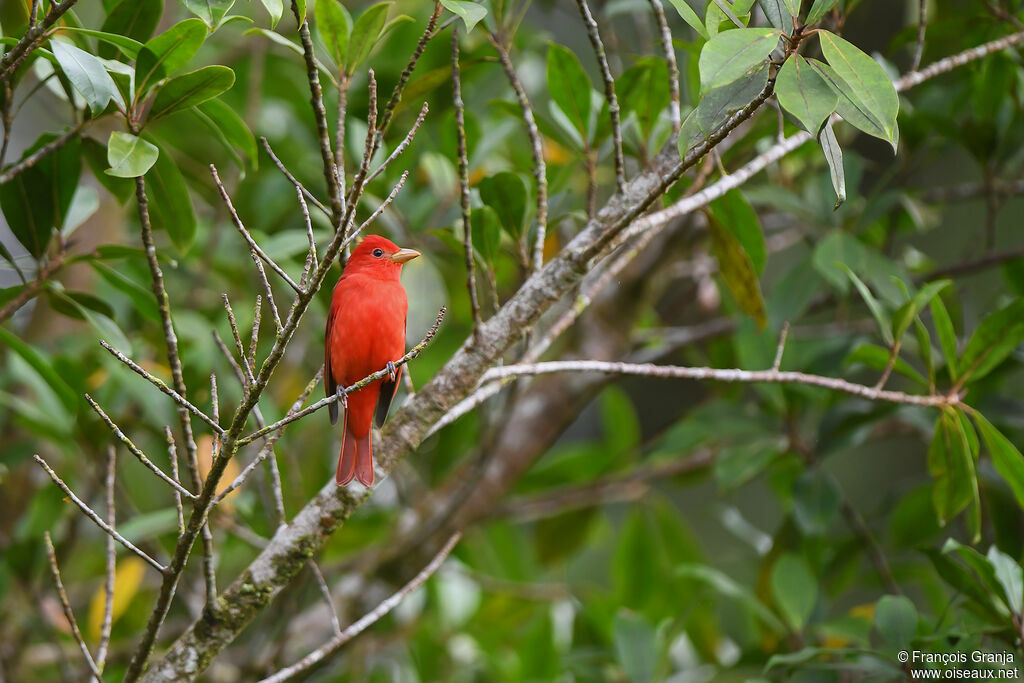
[343,235,420,280]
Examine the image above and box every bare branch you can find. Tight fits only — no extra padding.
[648,0,681,131]
[354,170,409,237]
[259,533,460,683]
[0,120,87,184]
[248,296,262,371]
[165,427,185,536]
[43,532,103,680]
[94,446,117,677]
[363,102,429,187]
[308,561,341,636]
[452,30,482,342]
[911,0,927,71]
[34,456,164,572]
[0,0,81,80]
[222,294,255,388]
[0,247,65,323]
[377,1,443,138]
[260,136,331,217]
[575,0,626,193]
[772,321,789,371]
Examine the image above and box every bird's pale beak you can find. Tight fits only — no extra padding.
[390,248,420,264]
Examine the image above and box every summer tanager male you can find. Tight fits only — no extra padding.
[325,235,419,486]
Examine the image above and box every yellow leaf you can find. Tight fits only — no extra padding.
[197,434,240,509]
[87,556,146,640]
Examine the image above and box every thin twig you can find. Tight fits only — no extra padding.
[99,341,225,436]
[94,446,117,678]
[489,32,548,273]
[43,532,103,680]
[222,294,255,388]
[772,321,789,371]
[452,30,482,342]
[85,395,197,499]
[363,102,429,187]
[258,532,460,683]
[911,0,927,71]
[342,72,378,241]
[308,561,341,636]
[248,296,262,371]
[648,0,681,131]
[0,0,81,81]
[260,137,331,217]
[482,360,960,408]
[0,120,87,184]
[0,248,65,322]
[377,1,443,138]
[575,0,626,193]
[165,427,185,535]
[34,456,164,572]
[354,170,409,237]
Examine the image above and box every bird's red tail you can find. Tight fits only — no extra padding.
[336,421,374,487]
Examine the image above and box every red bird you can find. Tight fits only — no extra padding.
[325,235,420,486]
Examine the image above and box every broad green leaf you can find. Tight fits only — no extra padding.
[757,0,790,29]
[99,0,163,59]
[0,327,77,412]
[707,211,766,329]
[818,119,845,209]
[346,2,390,76]
[478,172,528,237]
[181,0,235,28]
[617,58,670,137]
[942,539,1014,616]
[613,611,657,683]
[679,61,769,153]
[914,317,934,387]
[973,412,1024,512]
[709,189,764,275]
[874,595,917,651]
[260,0,284,28]
[149,65,235,121]
[83,137,134,203]
[196,98,257,167]
[51,40,124,115]
[957,299,1024,384]
[666,0,709,40]
[56,28,142,59]
[136,18,208,96]
[698,27,780,92]
[776,54,836,134]
[845,343,927,386]
[891,279,950,343]
[547,43,593,139]
[145,141,197,252]
[836,264,891,345]
[771,554,816,632]
[817,31,898,146]
[315,0,352,68]
[986,546,1023,616]
[89,261,159,322]
[806,0,839,23]
[676,564,785,632]
[809,59,892,149]
[51,289,132,351]
[923,548,1010,623]
[927,410,977,529]
[470,206,501,263]
[440,0,487,32]
[704,0,744,37]
[791,469,840,536]
[105,131,159,177]
[930,295,958,382]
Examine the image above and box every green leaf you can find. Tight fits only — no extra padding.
[51,40,124,115]
[891,279,950,343]
[470,206,501,263]
[346,2,390,76]
[89,261,159,322]
[196,98,257,167]
[874,595,917,651]
[613,611,658,683]
[149,65,235,121]
[942,539,1014,616]
[51,288,133,353]
[777,54,836,134]
[679,61,769,153]
[930,295,958,382]
[709,189,764,275]
[806,0,838,23]
[676,564,785,632]
[818,119,845,209]
[914,317,934,387]
[923,548,1010,622]
[817,31,898,146]
[136,18,208,96]
[478,172,528,237]
[845,344,927,386]
[244,28,336,86]
[791,469,840,536]
[84,137,134,203]
[835,264,891,345]
[986,546,1023,616]
[547,43,593,139]
[973,412,1024,512]
[145,141,197,252]
[56,28,142,59]
[698,27,780,92]
[105,132,159,178]
[260,0,284,28]
[440,0,487,33]
[665,0,709,40]
[757,0,790,30]
[617,58,670,138]
[707,210,766,329]
[771,554,817,632]
[957,299,1024,384]
[315,0,351,68]
[927,410,977,529]
[99,0,163,59]
[0,327,77,412]
[181,0,235,28]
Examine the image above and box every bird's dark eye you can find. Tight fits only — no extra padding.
[372,248,384,257]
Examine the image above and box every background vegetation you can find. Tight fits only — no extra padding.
[1,0,1024,680]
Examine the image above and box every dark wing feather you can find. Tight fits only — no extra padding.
[325,304,338,425]
[375,365,401,427]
